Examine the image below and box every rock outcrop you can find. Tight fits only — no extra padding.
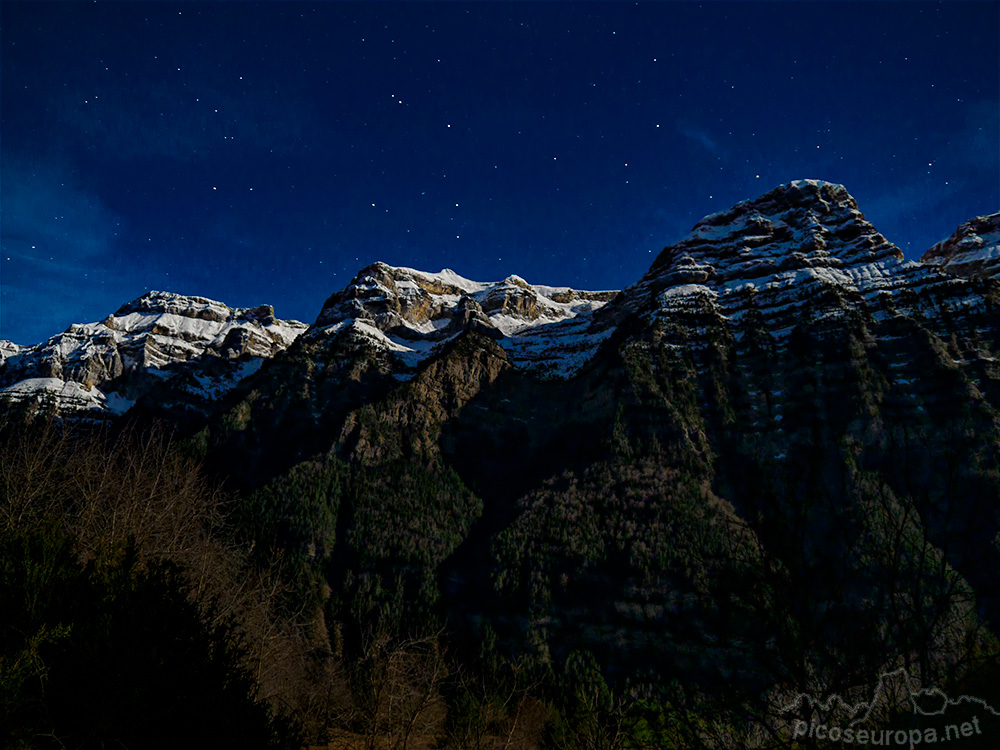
[921,212,1000,280]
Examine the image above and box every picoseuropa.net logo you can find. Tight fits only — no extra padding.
[790,716,984,746]
[777,668,999,747]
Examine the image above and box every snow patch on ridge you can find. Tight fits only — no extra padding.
[314,263,619,379]
[922,212,1000,279]
[0,377,135,416]
[0,341,22,364]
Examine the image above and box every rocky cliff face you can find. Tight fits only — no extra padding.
[921,211,1000,279]
[618,179,986,337]
[189,266,619,487]
[578,181,1000,480]
[0,291,307,418]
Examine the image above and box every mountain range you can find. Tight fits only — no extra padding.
[2,180,997,426]
[3,179,1000,747]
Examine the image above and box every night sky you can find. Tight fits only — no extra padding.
[2,1,997,345]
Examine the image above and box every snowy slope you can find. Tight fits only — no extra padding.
[0,341,22,364]
[312,262,618,378]
[618,180,983,342]
[921,212,1000,279]
[0,378,134,415]
[0,291,307,417]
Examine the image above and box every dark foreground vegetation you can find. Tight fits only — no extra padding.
[3,412,1000,750]
[1,420,676,750]
[0,421,300,749]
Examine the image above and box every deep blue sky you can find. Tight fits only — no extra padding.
[2,1,997,345]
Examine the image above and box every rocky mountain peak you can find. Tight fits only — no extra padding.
[314,262,616,339]
[603,180,963,344]
[645,180,903,288]
[0,291,306,418]
[750,178,858,213]
[920,212,1000,279]
[313,262,479,334]
[114,290,234,323]
[309,262,618,379]
[112,290,283,330]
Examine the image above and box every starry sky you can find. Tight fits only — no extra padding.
[2,1,997,345]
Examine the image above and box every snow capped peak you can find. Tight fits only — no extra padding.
[403,266,489,295]
[764,179,857,208]
[116,289,232,317]
[613,181,956,341]
[501,274,530,288]
[921,212,1000,279]
[0,290,307,417]
[114,289,287,329]
[645,180,903,290]
[312,262,618,378]
[315,262,616,335]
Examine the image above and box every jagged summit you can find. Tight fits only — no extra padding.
[113,290,286,331]
[314,261,616,338]
[87,289,307,363]
[0,291,307,417]
[116,289,237,318]
[921,212,1000,279]
[646,179,903,286]
[617,180,980,342]
[310,261,619,378]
